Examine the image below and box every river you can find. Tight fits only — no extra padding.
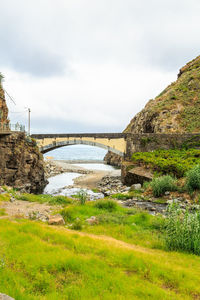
[43,145,117,199]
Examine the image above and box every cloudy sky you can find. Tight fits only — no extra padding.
[0,0,200,134]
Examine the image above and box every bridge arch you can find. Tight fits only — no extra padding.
[39,139,124,157]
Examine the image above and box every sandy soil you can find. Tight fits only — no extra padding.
[73,170,110,189]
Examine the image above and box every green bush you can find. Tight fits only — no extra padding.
[186,165,200,193]
[165,203,200,255]
[131,149,200,177]
[150,175,177,197]
[71,219,83,230]
[94,199,117,212]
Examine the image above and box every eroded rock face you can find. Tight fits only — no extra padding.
[0,133,47,193]
[104,151,122,167]
[124,55,200,134]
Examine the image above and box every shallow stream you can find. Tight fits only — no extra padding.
[44,163,116,200]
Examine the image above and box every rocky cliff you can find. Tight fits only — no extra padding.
[0,133,47,193]
[124,55,200,133]
[103,151,122,167]
[0,81,47,193]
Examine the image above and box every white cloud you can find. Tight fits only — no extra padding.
[0,0,199,133]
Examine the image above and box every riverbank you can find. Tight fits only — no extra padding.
[45,159,120,190]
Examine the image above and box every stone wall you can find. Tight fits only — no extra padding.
[0,132,47,193]
[125,133,200,159]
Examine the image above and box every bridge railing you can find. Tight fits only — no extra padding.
[0,123,25,133]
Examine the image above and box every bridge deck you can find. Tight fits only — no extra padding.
[31,133,125,139]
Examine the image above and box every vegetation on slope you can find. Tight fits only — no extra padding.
[131,148,200,177]
[124,55,200,133]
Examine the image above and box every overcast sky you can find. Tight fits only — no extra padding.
[0,0,200,133]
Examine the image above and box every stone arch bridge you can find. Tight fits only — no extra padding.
[31,132,200,159]
[31,133,126,157]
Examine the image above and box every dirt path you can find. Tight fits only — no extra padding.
[0,200,57,219]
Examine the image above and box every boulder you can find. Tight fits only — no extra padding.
[86,216,98,225]
[0,294,15,300]
[48,214,65,225]
[130,183,142,190]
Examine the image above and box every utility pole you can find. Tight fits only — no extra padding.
[28,108,31,136]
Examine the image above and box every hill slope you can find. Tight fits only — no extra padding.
[124,55,200,133]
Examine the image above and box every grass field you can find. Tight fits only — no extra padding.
[0,194,200,299]
[1,219,200,299]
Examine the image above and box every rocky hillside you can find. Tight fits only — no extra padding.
[124,55,200,133]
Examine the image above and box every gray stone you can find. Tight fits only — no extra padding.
[131,183,142,190]
[86,216,98,225]
[165,191,170,196]
[0,294,15,300]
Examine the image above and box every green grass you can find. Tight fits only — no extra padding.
[15,193,72,206]
[166,203,200,255]
[150,175,177,197]
[131,148,200,178]
[0,219,200,299]
[59,201,165,249]
[0,208,6,216]
[0,193,11,202]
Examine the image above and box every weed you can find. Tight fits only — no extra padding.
[165,203,200,255]
[150,175,177,197]
[71,219,83,230]
[77,190,87,205]
[186,165,200,193]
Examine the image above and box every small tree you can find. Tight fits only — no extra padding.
[0,73,4,85]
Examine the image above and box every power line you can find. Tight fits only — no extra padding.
[4,89,16,105]
[9,111,27,114]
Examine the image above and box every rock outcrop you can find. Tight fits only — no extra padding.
[124,55,200,134]
[103,151,122,167]
[0,133,47,193]
[0,80,47,193]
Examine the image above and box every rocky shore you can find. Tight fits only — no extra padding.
[44,160,92,178]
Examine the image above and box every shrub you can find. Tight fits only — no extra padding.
[165,203,200,255]
[94,200,117,212]
[131,149,200,178]
[71,219,83,230]
[186,165,200,193]
[150,175,177,197]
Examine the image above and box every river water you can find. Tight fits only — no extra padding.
[43,145,116,199]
